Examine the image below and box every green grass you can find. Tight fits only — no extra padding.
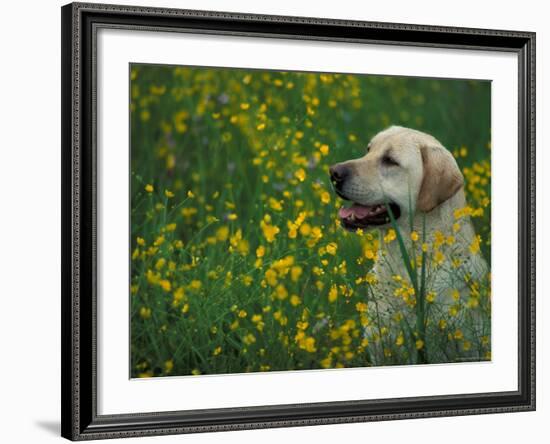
[129,64,491,378]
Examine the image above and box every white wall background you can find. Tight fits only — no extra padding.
[0,0,544,443]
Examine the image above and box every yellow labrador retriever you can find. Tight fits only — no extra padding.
[330,126,488,321]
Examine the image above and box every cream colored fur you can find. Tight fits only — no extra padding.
[333,126,488,319]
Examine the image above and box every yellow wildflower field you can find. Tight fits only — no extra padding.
[130,64,491,377]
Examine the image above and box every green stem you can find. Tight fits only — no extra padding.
[416,214,427,364]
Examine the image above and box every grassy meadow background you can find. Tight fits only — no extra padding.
[130,64,491,378]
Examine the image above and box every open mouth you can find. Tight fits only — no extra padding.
[338,202,401,231]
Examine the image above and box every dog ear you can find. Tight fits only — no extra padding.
[417,144,464,213]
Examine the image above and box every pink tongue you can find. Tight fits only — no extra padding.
[339,204,372,219]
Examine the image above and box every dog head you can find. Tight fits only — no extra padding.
[329,126,464,231]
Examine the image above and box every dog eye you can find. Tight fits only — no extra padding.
[382,155,399,167]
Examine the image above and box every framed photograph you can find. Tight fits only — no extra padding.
[61,2,535,440]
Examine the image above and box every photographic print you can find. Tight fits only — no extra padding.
[129,64,491,377]
[62,5,535,438]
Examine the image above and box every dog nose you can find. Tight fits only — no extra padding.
[329,164,350,185]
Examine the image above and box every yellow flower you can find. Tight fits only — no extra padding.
[290,265,303,282]
[181,207,197,218]
[415,339,424,350]
[364,248,376,260]
[433,250,444,265]
[269,197,283,211]
[213,346,222,356]
[320,191,330,204]
[294,168,306,182]
[243,333,256,345]
[328,285,338,303]
[273,310,288,326]
[216,226,229,242]
[410,231,419,242]
[470,235,481,255]
[299,223,311,236]
[434,230,445,247]
[164,189,174,198]
[287,222,298,239]
[396,333,404,346]
[155,258,166,270]
[146,269,160,285]
[172,287,185,306]
[355,302,368,313]
[303,337,317,353]
[228,229,248,255]
[238,309,247,318]
[189,280,202,290]
[166,154,176,170]
[384,229,396,243]
[326,242,338,255]
[159,280,171,292]
[164,359,174,373]
[265,269,278,287]
[275,284,288,300]
[174,110,189,133]
[137,237,145,246]
[290,295,301,306]
[139,306,151,319]
[319,144,329,156]
[365,273,377,285]
[260,218,280,243]
[145,184,154,193]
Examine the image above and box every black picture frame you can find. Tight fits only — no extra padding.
[61,2,536,440]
